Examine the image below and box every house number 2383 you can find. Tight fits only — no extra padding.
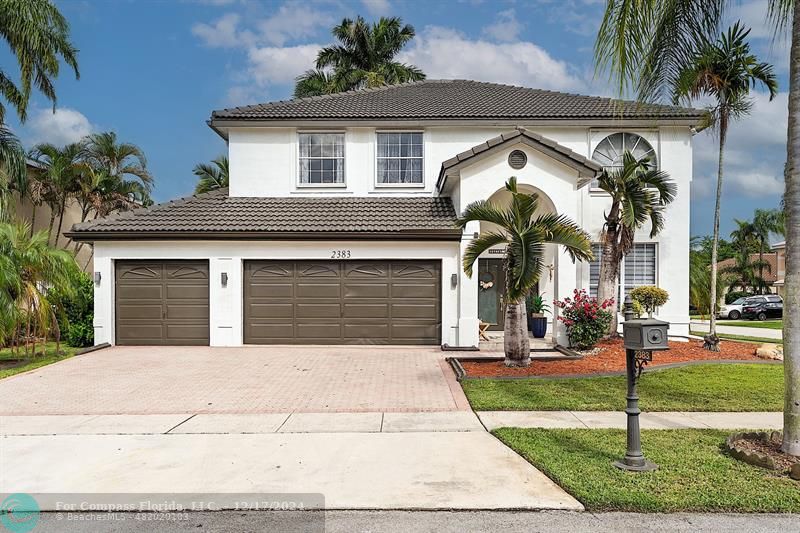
[331,250,351,259]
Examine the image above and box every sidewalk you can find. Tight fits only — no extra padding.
[478,411,782,431]
[691,320,782,340]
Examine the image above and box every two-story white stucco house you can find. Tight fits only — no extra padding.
[67,80,702,348]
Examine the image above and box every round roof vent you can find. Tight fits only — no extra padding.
[508,150,527,170]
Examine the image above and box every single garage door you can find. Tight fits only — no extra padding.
[115,260,209,345]
[244,260,441,345]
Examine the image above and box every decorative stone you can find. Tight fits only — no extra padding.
[755,343,783,361]
[791,463,800,481]
[725,432,778,470]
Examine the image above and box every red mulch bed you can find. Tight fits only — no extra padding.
[462,338,765,378]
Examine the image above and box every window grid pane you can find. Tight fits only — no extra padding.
[299,133,345,184]
[590,133,657,188]
[589,243,656,301]
[377,132,423,184]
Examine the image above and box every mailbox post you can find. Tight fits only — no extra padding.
[613,295,670,472]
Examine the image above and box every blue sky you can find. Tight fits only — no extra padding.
[5,0,791,239]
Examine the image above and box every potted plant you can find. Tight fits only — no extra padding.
[526,294,551,338]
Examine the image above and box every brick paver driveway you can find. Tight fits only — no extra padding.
[0,346,469,415]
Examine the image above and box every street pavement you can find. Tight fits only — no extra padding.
[690,320,782,340]
[28,510,799,532]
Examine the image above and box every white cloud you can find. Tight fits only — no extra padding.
[26,108,94,146]
[361,0,391,16]
[482,9,523,43]
[399,26,584,91]
[256,2,333,46]
[192,13,252,48]
[247,44,321,86]
[692,91,787,199]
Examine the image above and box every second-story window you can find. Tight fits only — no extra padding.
[376,132,423,185]
[299,133,345,185]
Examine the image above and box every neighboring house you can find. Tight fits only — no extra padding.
[14,161,93,271]
[67,80,701,347]
[716,252,780,295]
[772,241,786,297]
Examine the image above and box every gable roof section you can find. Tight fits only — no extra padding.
[210,79,704,127]
[437,128,603,190]
[66,189,460,241]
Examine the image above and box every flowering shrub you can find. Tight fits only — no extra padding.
[554,289,614,350]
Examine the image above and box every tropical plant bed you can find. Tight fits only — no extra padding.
[494,428,800,512]
[0,342,80,380]
[461,337,762,378]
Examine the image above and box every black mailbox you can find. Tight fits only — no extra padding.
[623,318,670,351]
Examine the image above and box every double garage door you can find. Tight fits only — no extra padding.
[244,260,441,345]
[114,259,441,346]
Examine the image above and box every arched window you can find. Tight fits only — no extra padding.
[592,132,657,171]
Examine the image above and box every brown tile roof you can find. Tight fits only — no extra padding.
[211,79,704,123]
[717,253,779,283]
[66,189,460,241]
[437,128,602,189]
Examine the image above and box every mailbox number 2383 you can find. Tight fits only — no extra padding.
[331,250,351,259]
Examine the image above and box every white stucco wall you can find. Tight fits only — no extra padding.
[92,240,460,347]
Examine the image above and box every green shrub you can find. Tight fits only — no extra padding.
[725,291,752,304]
[631,299,644,318]
[630,286,669,317]
[49,271,94,348]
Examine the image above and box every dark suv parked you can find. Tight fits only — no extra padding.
[741,295,783,321]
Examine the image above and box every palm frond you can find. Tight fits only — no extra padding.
[462,231,507,277]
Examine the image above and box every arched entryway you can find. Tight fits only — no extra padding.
[476,184,558,332]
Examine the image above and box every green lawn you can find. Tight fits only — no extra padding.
[0,342,79,379]
[462,364,782,411]
[494,428,800,512]
[722,319,783,330]
[691,330,782,344]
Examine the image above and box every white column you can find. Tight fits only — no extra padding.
[457,224,480,347]
[209,257,242,346]
[92,252,114,345]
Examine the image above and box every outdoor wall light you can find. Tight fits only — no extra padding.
[221,272,228,287]
[451,273,458,289]
[93,272,101,285]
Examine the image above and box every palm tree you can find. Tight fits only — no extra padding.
[595,0,799,456]
[456,177,593,367]
[595,152,676,336]
[193,155,229,194]
[672,23,777,350]
[0,220,76,357]
[28,142,84,247]
[0,0,79,216]
[83,132,153,192]
[726,218,772,294]
[294,16,424,98]
[690,236,728,318]
[753,208,786,293]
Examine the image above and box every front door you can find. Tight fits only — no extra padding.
[478,259,505,331]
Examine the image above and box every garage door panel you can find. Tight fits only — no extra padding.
[244,260,440,345]
[117,304,163,320]
[296,283,340,298]
[343,303,389,318]
[296,323,342,339]
[344,283,389,298]
[116,260,209,346]
[296,303,341,318]
[248,283,293,298]
[249,303,293,319]
[117,285,162,300]
[344,323,390,339]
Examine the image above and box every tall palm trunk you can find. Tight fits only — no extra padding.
[47,209,56,246]
[759,240,765,294]
[782,1,800,457]
[54,196,67,248]
[30,204,37,236]
[705,125,727,352]
[503,300,530,367]
[598,202,622,336]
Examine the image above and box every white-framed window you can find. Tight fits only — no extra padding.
[589,243,657,299]
[590,132,657,189]
[298,132,345,186]
[376,131,424,185]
